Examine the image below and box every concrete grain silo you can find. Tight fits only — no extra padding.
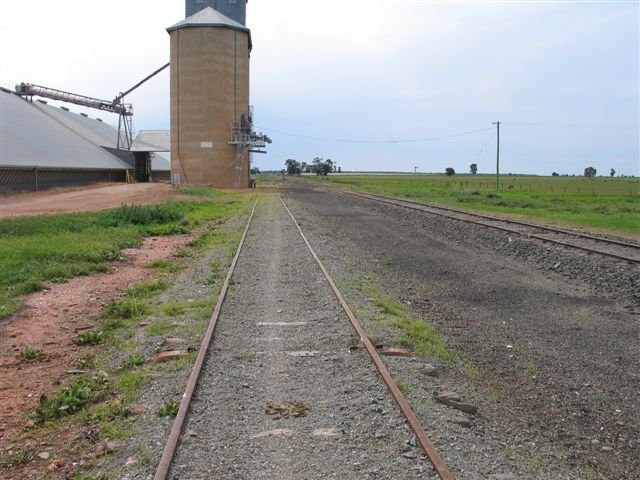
[167,7,253,188]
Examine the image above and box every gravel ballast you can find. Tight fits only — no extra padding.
[168,194,437,479]
[283,180,639,480]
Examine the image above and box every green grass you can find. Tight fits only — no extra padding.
[0,193,254,319]
[103,298,150,321]
[124,355,145,368]
[126,279,170,298]
[116,369,150,402]
[161,301,189,317]
[311,174,639,232]
[394,317,457,363]
[145,259,184,274]
[396,377,412,395]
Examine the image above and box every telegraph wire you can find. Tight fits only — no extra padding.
[503,121,629,129]
[253,126,494,144]
[472,128,496,161]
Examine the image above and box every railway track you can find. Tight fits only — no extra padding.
[154,196,454,480]
[329,188,640,264]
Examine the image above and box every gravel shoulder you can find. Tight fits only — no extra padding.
[283,180,639,480]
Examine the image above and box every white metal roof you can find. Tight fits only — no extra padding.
[167,6,249,33]
[167,6,252,49]
[131,130,170,152]
[0,90,131,170]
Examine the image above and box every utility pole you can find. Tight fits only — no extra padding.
[492,121,501,190]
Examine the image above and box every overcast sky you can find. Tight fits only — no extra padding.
[1,0,638,175]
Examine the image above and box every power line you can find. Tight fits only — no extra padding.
[503,121,631,129]
[253,126,493,144]
[472,129,496,161]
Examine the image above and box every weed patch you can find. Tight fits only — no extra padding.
[396,377,412,395]
[126,279,170,298]
[20,345,43,360]
[103,203,185,227]
[76,331,104,346]
[103,298,149,320]
[395,317,457,363]
[158,400,180,417]
[117,370,149,402]
[124,355,145,368]
[145,259,184,274]
[34,376,109,421]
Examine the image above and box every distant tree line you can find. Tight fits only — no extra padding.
[284,158,340,176]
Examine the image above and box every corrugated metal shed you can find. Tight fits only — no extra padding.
[0,90,130,170]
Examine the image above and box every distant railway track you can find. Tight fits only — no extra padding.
[327,187,640,265]
[154,194,454,480]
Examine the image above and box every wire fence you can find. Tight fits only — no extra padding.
[0,167,126,194]
[395,176,639,197]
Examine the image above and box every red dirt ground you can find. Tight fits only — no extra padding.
[0,183,195,476]
[0,183,188,218]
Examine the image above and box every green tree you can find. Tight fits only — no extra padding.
[584,166,597,178]
[445,167,455,176]
[610,168,616,177]
[470,163,478,174]
[312,157,334,176]
[285,159,302,175]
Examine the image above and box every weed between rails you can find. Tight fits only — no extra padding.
[372,297,457,363]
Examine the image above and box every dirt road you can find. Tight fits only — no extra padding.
[0,183,185,218]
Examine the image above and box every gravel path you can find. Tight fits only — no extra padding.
[168,194,436,479]
[283,180,639,480]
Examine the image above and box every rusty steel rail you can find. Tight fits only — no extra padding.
[154,198,258,480]
[279,194,455,480]
[332,188,640,265]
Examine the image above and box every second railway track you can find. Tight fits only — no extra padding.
[155,193,453,479]
[329,187,640,264]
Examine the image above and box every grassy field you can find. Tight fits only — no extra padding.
[0,188,253,319]
[306,174,639,233]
